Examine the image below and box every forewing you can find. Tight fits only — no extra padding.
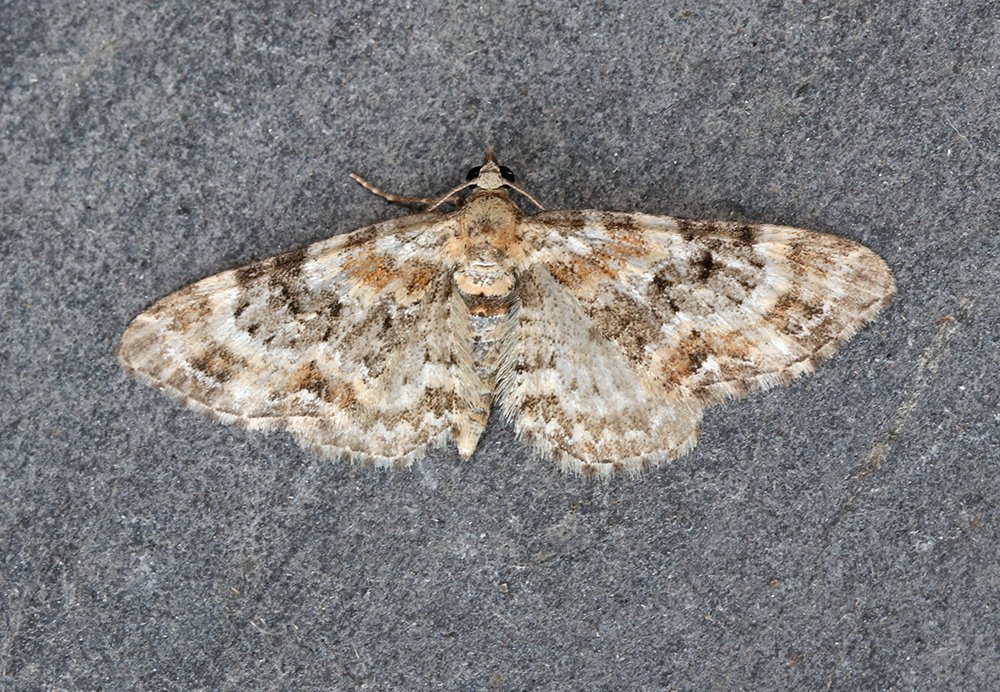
[118,212,464,466]
[520,210,895,404]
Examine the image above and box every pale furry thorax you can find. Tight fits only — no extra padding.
[118,150,895,477]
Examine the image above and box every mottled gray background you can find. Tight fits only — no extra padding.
[2,1,998,689]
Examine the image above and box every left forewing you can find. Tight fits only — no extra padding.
[118,213,465,466]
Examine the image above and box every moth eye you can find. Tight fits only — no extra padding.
[466,166,482,181]
[499,166,516,183]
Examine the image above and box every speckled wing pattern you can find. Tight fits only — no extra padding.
[119,213,470,466]
[119,156,895,476]
[502,211,894,475]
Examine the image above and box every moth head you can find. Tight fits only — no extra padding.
[465,148,516,191]
[427,148,543,212]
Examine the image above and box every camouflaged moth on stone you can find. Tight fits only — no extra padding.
[118,149,895,477]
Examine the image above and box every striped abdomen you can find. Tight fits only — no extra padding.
[451,261,520,457]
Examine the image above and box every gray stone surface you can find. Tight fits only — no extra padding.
[2,1,998,688]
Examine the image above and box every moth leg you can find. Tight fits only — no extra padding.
[349,173,461,208]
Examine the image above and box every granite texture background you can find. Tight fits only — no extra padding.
[2,1,998,688]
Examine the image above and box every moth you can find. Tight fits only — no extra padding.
[118,149,895,476]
